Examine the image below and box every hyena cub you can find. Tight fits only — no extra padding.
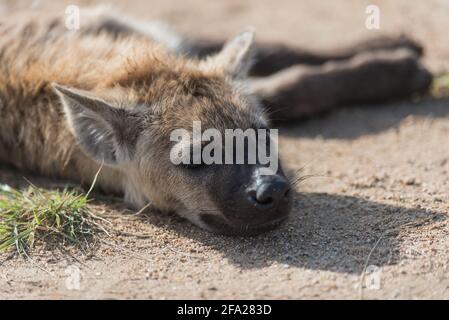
[0,8,291,235]
[0,8,431,234]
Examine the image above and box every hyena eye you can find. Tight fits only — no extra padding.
[182,162,206,170]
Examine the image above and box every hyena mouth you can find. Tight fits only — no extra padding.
[200,213,288,236]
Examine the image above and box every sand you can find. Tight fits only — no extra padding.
[0,0,448,299]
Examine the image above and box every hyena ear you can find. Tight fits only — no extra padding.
[53,84,141,166]
[204,28,255,78]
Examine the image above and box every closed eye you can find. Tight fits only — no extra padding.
[182,162,206,169]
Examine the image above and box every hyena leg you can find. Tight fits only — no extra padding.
[249,49,432,122]
[188,35,424,77]
[82,8,423,76]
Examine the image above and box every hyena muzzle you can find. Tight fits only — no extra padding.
[0,7,431,235]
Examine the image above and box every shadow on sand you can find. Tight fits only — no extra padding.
[132,190,445,275]
[1,164,444,275]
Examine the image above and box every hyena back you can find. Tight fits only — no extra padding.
[0,9,291,234]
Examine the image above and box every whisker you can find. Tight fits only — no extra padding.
[292,172,331,187]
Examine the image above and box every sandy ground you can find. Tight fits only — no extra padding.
[1,0,449,299]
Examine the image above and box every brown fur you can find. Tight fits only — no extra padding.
[0,9,270,232]
[0,8,432,233]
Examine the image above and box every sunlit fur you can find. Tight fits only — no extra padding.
[0,8,268,231]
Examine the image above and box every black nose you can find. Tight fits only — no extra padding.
[212,171,292,233]
[252,176,290,207]
[247,174,291,211]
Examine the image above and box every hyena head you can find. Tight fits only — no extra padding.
[54,30,292,235]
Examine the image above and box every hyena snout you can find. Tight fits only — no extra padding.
[247,174,290,210]
[242,173,291,225]
[200,167,292,235]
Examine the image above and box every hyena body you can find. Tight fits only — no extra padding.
[0,8,286,234]
[0,7,431,234]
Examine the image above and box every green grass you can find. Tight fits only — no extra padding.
[0,183,109,255]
